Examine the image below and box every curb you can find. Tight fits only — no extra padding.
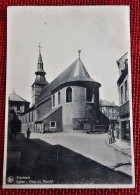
[105,139,132,158]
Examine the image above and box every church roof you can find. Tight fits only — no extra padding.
[36,106,62,123]
[37,58,101,105]
[9,91,29,103]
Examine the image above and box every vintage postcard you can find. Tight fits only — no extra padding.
[3,6,135,188]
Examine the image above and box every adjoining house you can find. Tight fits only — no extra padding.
[99,100,119,128]
[116,52,130,141]
[8,90,30,134]
[20,50,109,133]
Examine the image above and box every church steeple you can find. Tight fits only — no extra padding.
[34,52,47,81]
[31,44,48,105]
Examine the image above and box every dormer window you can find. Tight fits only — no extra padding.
[66,87,72,103]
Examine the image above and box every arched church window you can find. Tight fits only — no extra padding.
[52,94,55,107]
[58,91,61,105]
[66,87,72,103]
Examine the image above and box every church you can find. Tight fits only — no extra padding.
[21,48,109,133]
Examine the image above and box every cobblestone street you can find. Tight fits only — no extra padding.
[31,132,132,176]
[6,132,132,185]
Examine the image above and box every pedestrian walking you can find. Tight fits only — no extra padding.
[111,127,115,143]
[26,128,31,139]
[108,124,113,144]
[115,124,120,139]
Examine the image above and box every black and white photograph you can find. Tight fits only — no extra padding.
[3,6,134,188]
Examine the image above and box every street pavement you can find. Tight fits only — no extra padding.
[30,132,132,176]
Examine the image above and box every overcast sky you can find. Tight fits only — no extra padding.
[7,6,130,105]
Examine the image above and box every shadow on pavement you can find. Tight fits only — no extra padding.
[6,133,132,185]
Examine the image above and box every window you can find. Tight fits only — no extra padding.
[121,86,123,104]
[86,88,93,102]
[32,111,34,122]
[125,59,128,68]
[66,87,72,103]
[50,121,56,128]
[17,105,20,111]
[125,80,128,102]
[58,91,61,105]
[52,94,55,107]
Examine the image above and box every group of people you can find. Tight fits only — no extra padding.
[108,124,120,144]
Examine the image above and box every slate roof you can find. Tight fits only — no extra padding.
[9,91,29,103]
[100,100,118,107]
[21,105,35,115]
[37,58,101,105]
[36,106,62,123]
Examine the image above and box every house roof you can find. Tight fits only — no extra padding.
[21,105,35,115]
[9,91,30,103]
[117,52,128,62]
[36,106,62,123]
[37,58,101,105]
[116,52,128,67]
[100,100,118,107]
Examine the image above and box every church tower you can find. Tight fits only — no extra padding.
[31,44,48,105]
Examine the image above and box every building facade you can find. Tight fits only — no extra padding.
[117,52,130,141]
[8,90,30,134]
[99,100,119,127]
[21,51,109,133]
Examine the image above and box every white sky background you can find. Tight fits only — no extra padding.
[7,6,130,105]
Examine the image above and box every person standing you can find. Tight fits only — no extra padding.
[108,124,113,144]
[26,128,31,139]
[115,124,120,139]
[111,126,115,143]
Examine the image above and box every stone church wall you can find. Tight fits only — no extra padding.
[61,86,97,132]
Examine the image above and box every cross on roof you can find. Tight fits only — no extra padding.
[78,50,81,58]
[37,43,42,54]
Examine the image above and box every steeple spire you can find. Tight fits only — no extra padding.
[31,45,49,105]
[37,43,42,54]
[32,44,49,85]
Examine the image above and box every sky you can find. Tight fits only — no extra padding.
[7,6,130,105]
